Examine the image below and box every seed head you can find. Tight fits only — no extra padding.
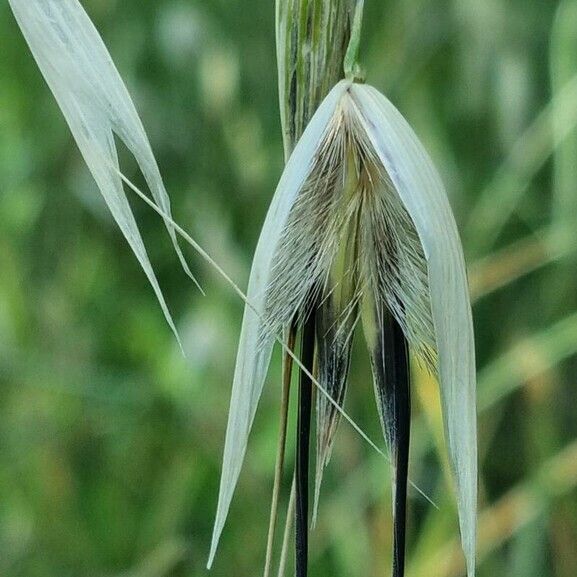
[210,80,477,577]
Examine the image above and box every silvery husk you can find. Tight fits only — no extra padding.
[7,0,197,349]
[210,79,478,577]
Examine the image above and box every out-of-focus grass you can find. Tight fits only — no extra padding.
[0,1,576,576]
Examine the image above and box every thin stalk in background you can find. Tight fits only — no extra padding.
[551,0,577,240]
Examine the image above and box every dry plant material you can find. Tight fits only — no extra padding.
[210,81,477,577]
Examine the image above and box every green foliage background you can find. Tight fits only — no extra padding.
[1,1,576,576]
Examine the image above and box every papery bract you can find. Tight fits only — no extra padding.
[8,0,196,345]
[210,79,477,577]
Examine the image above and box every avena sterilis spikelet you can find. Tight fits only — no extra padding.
[212,1,477,576]
[8,1,478,576]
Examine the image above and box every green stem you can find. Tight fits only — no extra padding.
[264,326,297,577]
[277,477,296,577]
[344,0,365,81]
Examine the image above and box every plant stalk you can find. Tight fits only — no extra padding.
[264,326,297,577]
[278,477,297,577]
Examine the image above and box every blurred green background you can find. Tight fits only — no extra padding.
[1,1,577,576]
